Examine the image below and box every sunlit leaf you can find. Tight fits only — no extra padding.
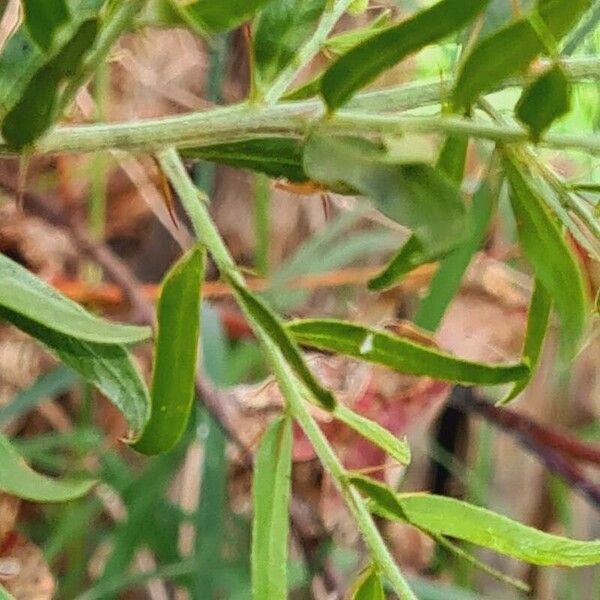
[133,247,204,455]
[321,0,489,110]
[499,279,552,405]
[288,319,529,385]
[516,63,571,141]
[252,416,293,600]
[503,153,588,357]
[0,431,95,502]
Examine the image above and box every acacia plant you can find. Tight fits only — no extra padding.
[0,0,600,598]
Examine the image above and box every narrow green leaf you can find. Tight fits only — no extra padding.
[0,431,95,502]
[499,279,552,405]
[334,405,411,465]
[0,307,151,433]
[348,565,385,600]
[172,0,274,34]
[453,0,592,110]
[503,153,588,357]
[303,135,466,289]
[253,0,326,90]
[288,319,529,385]
[2,17,99,148]
[252,416,293,600]
[231,280,335,410]
[133,247,204,455]
[436,136,468,184]
[321,0,490,110]
[414,180,496,331]
[182,138,308,183]
[0,253,150,345]
[374,493,600,567]
[0,366,79,425]
[516,63,571,141]
[0,255,151,432]
[22,0,70,50]
[367,234,431,291]
[349,474,407,520]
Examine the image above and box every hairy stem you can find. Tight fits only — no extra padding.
[157,146,418,599]
[9,57,600,156]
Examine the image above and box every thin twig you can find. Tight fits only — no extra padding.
[449,389,600,512]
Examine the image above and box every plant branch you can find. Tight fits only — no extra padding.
[3,57,599,156]
[449,389,600,512]
[157,146,418,599]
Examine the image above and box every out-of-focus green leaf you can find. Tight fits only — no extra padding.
[231,280,335,410]
[372,492,600,567]
[287,319,529,385]
[334,405,411,465]
[182,138,308,182]
[253,0,326,90]
[0,253,150,345]
[415,180,496,331]
[499,279,552,405]
[22,0,70,50]
[303,135,466,289]
[0,585,15,600]
[0,366,79,425]
[348,565,385,600]
[453,0,592,110]
[516,63,571,141]
[0,431,94,502]
[321,0,489,110]
[252,416,293,600]
[171,0,275,34]
[133,247,204,455]
[503,153,588,357]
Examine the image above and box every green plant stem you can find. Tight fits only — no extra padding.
[262,0,355,104]
[9,57,600,156]
[18,103,600,156]
[157,146,417,600]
